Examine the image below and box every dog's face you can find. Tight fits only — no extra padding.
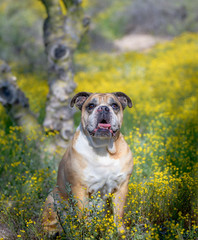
[82,93,125,138]
[71,92,132,139]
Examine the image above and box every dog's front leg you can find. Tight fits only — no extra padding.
[71,185,88,217]
[42,187,66,234]
[112,176,130,233]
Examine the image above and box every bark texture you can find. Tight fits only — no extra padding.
[41,0,90,148]
[0,60,61,158]
[0,60,41,135]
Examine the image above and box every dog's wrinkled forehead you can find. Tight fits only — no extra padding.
[83,93,121,108]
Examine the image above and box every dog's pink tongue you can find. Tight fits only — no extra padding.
[98,123,111,129]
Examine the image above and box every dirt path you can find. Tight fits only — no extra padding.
[114,33,171,52]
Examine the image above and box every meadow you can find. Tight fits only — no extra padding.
[0,33,197,239]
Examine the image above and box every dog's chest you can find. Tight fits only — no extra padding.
[74,129,127,197]
[83,153,126,197]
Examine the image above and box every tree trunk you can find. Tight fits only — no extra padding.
[0,1,90,153]
[0,60,62,158]
[41,0,90,148]
[0,60,41,135]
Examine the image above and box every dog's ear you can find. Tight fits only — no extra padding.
[70,92,92,110]
[112,92,132,109]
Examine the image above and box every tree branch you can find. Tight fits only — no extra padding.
[0,60,64,160]
[0,60,41,135]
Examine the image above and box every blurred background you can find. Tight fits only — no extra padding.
[0,1,197,239]
[0,0,198,71]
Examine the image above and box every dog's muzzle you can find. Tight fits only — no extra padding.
[88,106,118,138]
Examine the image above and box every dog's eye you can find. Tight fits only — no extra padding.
[111,103,119,110]
[87,103,95,111]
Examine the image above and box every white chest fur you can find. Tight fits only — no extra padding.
[83,156,126,197]
[74,127,127,198]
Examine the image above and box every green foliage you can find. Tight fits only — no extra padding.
[0,126,57,239]
[53,184,120,239]
[0,34,198,239]
[0,0,46,71]
[83,0,198,41]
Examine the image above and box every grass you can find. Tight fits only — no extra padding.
[0,33,198,239]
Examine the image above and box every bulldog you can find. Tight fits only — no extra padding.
[43,92,133,234]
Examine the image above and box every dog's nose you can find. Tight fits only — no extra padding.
[97,106,110,113]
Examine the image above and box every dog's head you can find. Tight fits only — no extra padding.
[71,92,132,139]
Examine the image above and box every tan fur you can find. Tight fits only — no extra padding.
[42,93,133,234]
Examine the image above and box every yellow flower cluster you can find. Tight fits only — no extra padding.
[74,33,198,239]
[0,126,57,239]
[0,33,197,239]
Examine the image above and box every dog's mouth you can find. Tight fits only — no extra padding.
[89,119,117,138]
[94,122,113,133]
